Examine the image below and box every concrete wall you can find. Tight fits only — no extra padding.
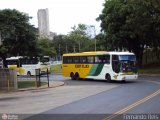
[0,68,17,91]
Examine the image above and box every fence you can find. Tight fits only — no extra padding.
[35,68,50,87]
[17,68,50,88]
[0,68,17,91]
[142,48,160,66]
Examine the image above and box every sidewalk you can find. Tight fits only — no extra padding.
[19,81,65,91]
[0,81,65,93]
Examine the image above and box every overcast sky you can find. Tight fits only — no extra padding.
[0,0,104,35]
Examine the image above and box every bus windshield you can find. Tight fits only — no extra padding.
[119,55,136,61]
[112,55,137,73]
[119,55,137,73]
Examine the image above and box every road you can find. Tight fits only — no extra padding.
[1,75,160,120]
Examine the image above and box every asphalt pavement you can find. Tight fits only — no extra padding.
[0,75,160,120]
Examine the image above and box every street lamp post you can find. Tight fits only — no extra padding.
[79,40,81,52]
[95,36,96,51]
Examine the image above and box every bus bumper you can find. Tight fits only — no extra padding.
[113,74,138,81]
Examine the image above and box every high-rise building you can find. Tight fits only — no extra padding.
[37,8,50,38]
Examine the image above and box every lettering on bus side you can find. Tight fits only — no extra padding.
[75,65,89,68]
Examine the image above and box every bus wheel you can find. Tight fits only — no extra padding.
[105,74,111,82]
[121,80,126,83]
[75,73,79,80]
[27,71,31,76]
[70,72,75,80]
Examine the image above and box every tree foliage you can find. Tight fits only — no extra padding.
[53,24,95,55]
[66,24,94,52]
[95,33,106,51]
[53,34,66,55]
[37,38,56,57]
[97,0,160,65]
[0,9,38,58]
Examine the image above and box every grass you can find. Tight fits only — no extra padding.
[138,68,160,74]
[18,81,47,88]
[50,64,62,74]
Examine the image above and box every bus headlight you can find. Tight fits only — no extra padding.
[122,76,126,80]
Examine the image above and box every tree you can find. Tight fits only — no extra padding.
[97,0,160,66]
[37,38,56,57]
[53,34,67,55]
[0,9,38,66]
[95,33,106,51]
[66,24,94,52]
[52,24,97,55]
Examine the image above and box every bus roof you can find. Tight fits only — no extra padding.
[109,51,134,55]
[6,56,23,60]
[63,51,135,56]
[6,56,40,60]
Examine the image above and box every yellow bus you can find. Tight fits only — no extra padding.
[62,51,138,82]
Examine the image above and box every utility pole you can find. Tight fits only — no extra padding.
[95,37,97,52]
[73,45,76,53]
[93,26,96,51]
[79,40,81,52]
[58,44,61,60]
[66,44,68,53]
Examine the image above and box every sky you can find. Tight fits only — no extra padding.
[0,0,105,35]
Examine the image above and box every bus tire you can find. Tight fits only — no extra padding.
[105,74,111,82]
[27,71,31,76]
[70,72,75,80]
[121,80,126,83]
[75,72,79,80]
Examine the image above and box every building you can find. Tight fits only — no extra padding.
[50,31,57,40]
[37,8,50,38]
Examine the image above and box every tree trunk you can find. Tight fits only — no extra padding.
[2,56,7,68]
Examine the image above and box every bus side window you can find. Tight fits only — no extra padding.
[112,55,120,73]
[87,56,94,63]
[105,55,110,64]
[73,56,79,63]
[95,55,108,63]
[63,56,73,64]
[99,55,109,63]
[68,57,73,63]
[80,56,87,63]
[95,56,98,63]
[63,57,67,63]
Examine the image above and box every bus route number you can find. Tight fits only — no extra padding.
[75,64,89,68]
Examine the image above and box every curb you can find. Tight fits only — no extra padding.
[50,73,62,75]
[18,81,65,92]
[139,74,160,77]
